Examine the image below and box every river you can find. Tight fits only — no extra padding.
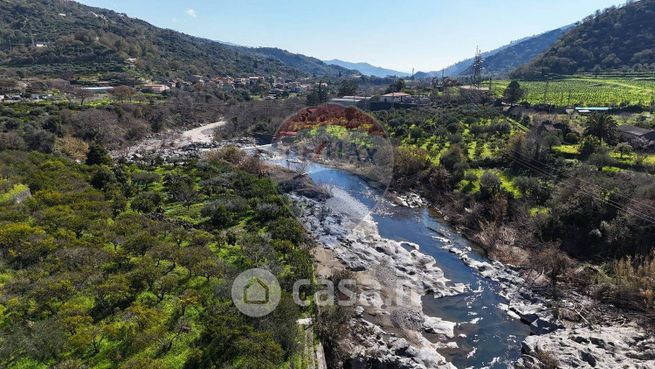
[294,160,531,369]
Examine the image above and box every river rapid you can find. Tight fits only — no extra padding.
[279,157,534,369]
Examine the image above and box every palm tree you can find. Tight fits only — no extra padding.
[584,113,617,143]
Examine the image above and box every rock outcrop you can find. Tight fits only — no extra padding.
[517,324,655,369]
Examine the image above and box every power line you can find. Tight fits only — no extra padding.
[507,149,655,224]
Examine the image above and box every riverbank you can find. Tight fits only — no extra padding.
[393,188,655,368]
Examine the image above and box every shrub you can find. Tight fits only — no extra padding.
[611,252,655,311]
[130,191,162,213]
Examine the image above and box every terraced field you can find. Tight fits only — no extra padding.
[491,77,655,107]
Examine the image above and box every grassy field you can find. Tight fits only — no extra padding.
[491,76,655,107]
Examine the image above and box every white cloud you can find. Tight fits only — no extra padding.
[185,9,197,18]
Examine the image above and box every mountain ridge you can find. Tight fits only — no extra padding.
[513,0,655,78]
[0,0,351,79]
[414,25,572,79]
[323,59,410,77]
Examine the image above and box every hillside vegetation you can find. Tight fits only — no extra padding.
[0,0,347,79]
[415,26,568,79]
[491,77,655,107]
[460,27,570,77]
[0,149,313,369]
[514,0,655,78]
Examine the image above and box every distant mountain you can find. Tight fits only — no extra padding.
[323,59,410,77]
[243,48,352,77]
[513,0,655,78]
[460,26,572,77]
[0,0,351,79]
[414,25,571,79]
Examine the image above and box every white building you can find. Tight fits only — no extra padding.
[380,92,410,103]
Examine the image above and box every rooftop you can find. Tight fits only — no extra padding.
[381,92,410,97]
[616,125,654,137]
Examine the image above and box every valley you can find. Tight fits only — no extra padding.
[1,0,655,369]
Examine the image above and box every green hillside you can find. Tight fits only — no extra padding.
[0,0,348,79]
[460,26,570,77]
[513,0,655,78]
[0,149,313,369]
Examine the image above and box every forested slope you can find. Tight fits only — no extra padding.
[0,0,349,79]
[513,0,655,78]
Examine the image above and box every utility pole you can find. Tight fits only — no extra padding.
[442,68,450,102]
[473,46,483,89]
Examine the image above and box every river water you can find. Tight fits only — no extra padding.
[297,160,531,369]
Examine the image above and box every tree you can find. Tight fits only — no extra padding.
[86,142,111,165]
[385,79,406,93]
[165,174,197,208]
[112,85,135,102]
[132,171,161,190]
[479,172,502,200]
[337,79,358,97]
[130,191,162,213]
[90,167,116,190]
[584,113,617,143]
[306,82,328,105]
[543,134,561,152]
[74,88,94,106]
[503,81,525,104]
[614,142,634,159]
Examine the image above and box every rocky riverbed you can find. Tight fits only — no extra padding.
[289,179,655,368]
[112,120,236,162]
[292,191,464,369]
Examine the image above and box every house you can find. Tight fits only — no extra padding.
[330,96,371,107]
[213,76,234,86]
[248,76,264,85]
[142,83,170,93]
[616,125,655,145]
[190,75,205,83]
[575,107,611,115]
[81,86,114,94]
[380,92,410,103]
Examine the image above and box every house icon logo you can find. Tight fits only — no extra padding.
[244,277,270,304]
[231,268,281,317]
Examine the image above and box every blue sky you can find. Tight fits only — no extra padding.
[78,0,626,73]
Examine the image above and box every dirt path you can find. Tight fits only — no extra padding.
[115,120,226,158]
[180,121,226,145]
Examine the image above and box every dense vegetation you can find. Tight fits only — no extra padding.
[0,148,313,369]
[378,99,655,312]
[0,0,348,79]
[491,77,655,107]
[513,0,655,78]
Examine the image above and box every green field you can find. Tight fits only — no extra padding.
[491,77,655,107]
